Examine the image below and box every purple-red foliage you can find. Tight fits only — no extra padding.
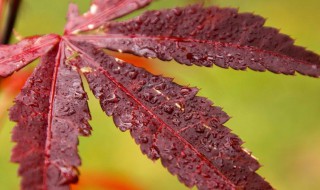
[0,0,319,190]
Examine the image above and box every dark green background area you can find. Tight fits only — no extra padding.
[0,0,319,189]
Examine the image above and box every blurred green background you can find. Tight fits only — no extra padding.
[0,0,320,189]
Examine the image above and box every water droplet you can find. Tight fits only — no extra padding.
[248,166,255,172]
[133,85,142,92]
[149,96,158,104]
[138,80,146,85]
[172,118,181,126]
[212,132,217,138]
[141,73,147,78]
[216,158,223,167]
[58,105,76,116]
[226,53,235,63]
[180,151,186,158]
[195,125,205,133]
[60,147,66,153]
[58,165,79,185]
[207,56,214,61]
[94,87,103,98]
[128,71,138,79]
[166,154,174,161]
[26,101,39,107]
[163,104,174,114]
[74,91,85,99]
[150,147,160,160]
[228,137,241,150]
[139,48,156,57]
[113,114,133,132]
[142,92,156,103]
[153,10,161,16]
[35,78,43,83]
[142,92,154,102]
[151,17,160,24]
[105,93,119,103]
[187,7,196,14]
[154,83,166,90]
[79,124,91,136]
[139,136,148,144]
[88,24,95,29]
[172,8,182,16]
[196,25,204,30]
[90,4,98,14]
[205,145,212,152]
[113,67,121,74]
[180,88,193,96]
[184,113,193,121]
[202,172,210,178]
[80,129,90,136]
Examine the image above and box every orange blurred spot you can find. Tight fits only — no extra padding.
[71,171,145,190]
[0,70,31,128]
[0,70,31,95]
[106,50,158,74]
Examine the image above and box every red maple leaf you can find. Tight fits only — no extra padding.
[0,1,319,189]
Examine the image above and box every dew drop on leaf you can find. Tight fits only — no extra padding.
[172,8,182,16]
[58,165,79,185]
[138,47,156,57]
[184,113,193,121]
[195,125,206,133]
[105,93,119,103]
[74,91,85,99]
[113,114,133,132]
[128,71,138,79]
[163,104,174,114]
[138,136,149,144]
[149,146,160,160]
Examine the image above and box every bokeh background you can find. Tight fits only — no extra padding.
[0,0,320,189]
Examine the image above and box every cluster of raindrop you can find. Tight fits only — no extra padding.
[98,3,320,78]
[10,48,58,188]
[72,41,272,189]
